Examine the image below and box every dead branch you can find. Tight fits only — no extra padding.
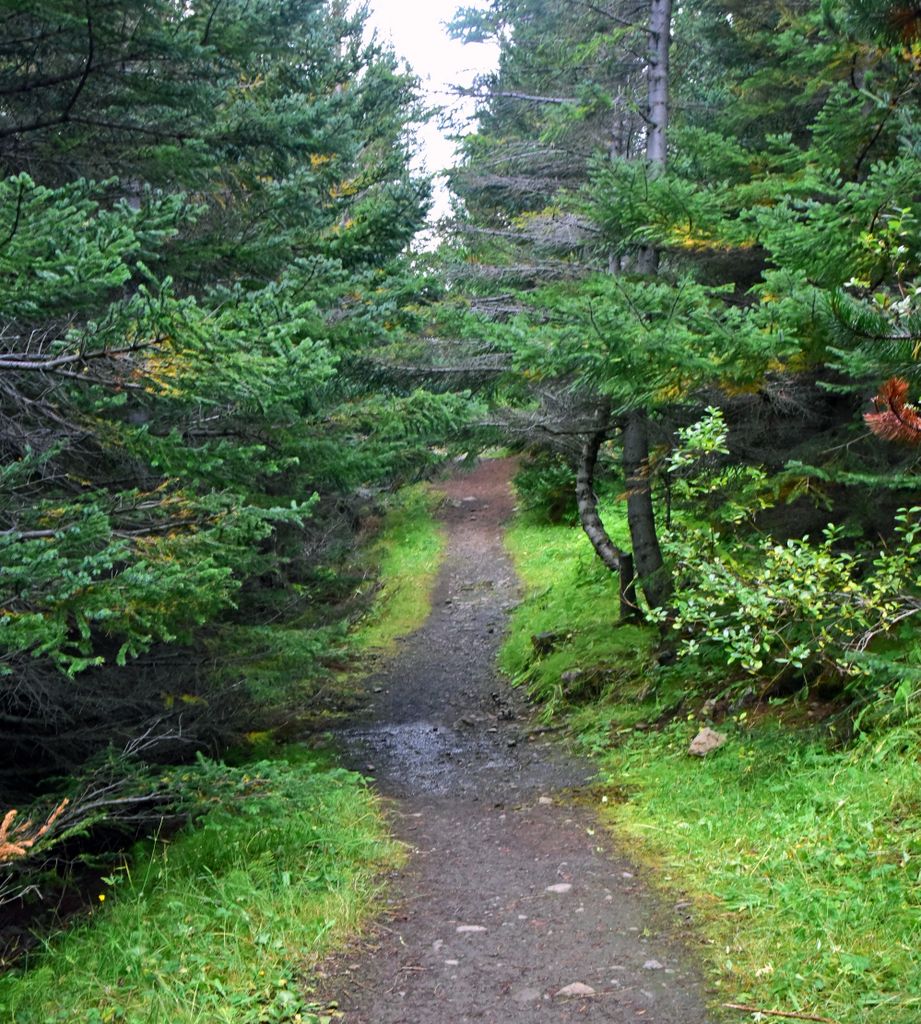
[451,86,575,105]
[0,339,157,371]
[0,799,69,864]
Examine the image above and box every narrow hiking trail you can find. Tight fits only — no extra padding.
[326,459,714,1023]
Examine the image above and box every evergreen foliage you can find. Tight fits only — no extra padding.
[6,0,921,995]
[0,1,465,796]
[439,0,921,700]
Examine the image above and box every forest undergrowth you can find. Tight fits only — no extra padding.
[0,485,445,1023]
[502,500,921,1024]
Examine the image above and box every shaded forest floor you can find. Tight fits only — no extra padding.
[321,459,715,1023]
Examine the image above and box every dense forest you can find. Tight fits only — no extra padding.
[444,0,921,662]
[1,0,921,1021]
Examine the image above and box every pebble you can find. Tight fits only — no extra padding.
[538,796,553,805]
[644,959,664,970]
[555,983,596,998]
[511,987,542,1004]
[456,925,487,934]
[545,883,573,894]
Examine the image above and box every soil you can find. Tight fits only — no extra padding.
[324,458,716,1023]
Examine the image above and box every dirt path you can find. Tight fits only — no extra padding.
[325,459,715,1023]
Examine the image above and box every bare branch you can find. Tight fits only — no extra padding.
[452,86,575,105]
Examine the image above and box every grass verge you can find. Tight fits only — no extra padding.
[350,483,445,654]
[209,482,445,730]
[0,752,401,1023]
[502,507,921,1024]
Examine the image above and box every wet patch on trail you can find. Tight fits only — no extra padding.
[336,720,524,798]
[324,459,715,1023]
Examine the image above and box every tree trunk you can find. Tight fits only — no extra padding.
[634,0,671,275]
[624,0,673,604]
[576,413,639,620]
[646,0,671,168]
[583,0,673,613]
[622,409,670,609]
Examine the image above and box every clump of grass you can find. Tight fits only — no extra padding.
[502,503,921,1024]
[0,753,402,1024]
[221,620,353,711]
[593,718,921,1024]
[352,483,444,653]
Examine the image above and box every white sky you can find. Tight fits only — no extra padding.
[362,0,499,221]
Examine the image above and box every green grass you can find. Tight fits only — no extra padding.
[0,483,449,1023]
[0,753,402,1024]
[350,483,444,653]
[502,507,921,1024]
[501,503,655,719]
[591,719,921,1024]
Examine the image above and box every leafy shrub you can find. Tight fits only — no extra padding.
[657,409,921,696]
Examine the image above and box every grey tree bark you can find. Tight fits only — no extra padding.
[635,0,671,274]
[576,425,623,576]
[576,411,639,620]
[622,0,672,605]
[623,409,670,608]
[646,0,671,167]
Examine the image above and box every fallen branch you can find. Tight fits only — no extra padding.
[526,724,567,738]
[723,1003,839,1024]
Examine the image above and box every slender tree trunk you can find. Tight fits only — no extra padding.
[623,0,672,605]
[635,0,671,274]
[622,409,670,608]
[576,406,639,620]
[577,0,673,615]
[646,0,671,167]
[576,427,622,574]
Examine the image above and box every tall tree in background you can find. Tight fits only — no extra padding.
[445,0,753,611]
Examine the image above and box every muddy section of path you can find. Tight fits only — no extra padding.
[325,459,715,1023]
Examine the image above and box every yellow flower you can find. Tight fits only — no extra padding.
[98,894,105,902]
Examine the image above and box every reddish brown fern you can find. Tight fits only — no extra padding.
[865,377,921,444]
